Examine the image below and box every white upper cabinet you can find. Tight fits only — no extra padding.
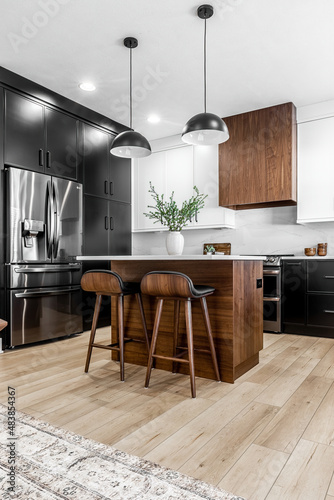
[132,136,235,232]
[165,147,194,205]
[297,114,334,223]
[133,151,165,231]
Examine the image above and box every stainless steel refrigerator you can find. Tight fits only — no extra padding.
[6,167,83,347]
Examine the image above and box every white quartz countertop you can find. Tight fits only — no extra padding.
[77,255,266,261]
[281,256,334,260]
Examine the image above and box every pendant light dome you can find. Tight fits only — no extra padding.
[182,5,229,146]
[111,37,151,158]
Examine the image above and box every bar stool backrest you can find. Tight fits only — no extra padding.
[81,270,124,295]
[141,271,198,299]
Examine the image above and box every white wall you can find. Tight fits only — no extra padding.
[132,205,334,256]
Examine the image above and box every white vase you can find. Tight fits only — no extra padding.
[166,231,184,255]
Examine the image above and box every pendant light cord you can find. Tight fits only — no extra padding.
[129,45,133,129]
[204,17,207,113]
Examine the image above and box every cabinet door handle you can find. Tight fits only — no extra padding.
[104,180,108,195]
[39,149,44,166]
[110,181,114,195]
[110,217,114,230]
[46,151,51,168]
[324,310,334,314]
[324,276,334,279]
[105,216,108,230]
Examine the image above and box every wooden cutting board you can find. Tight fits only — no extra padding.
[203,243,231,255]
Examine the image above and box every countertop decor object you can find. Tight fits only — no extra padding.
[144,182,207,255]
[205,245,216,255]
[304,247,316,256]
[110,37,151,158]
[203,242,231,255]
[317,243,328,256]
[182,5,229,146]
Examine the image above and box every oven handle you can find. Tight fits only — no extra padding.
[14,286,81,298]
[263,269,280,275]
[263,297,280,302]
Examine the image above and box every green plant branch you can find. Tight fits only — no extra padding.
[144,182,207,232]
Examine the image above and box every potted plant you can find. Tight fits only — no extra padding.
[205,245,216,255]
[144,182,207,255]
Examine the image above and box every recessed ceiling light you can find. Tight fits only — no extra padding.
[147,115,160,124]
[79,82,96,91]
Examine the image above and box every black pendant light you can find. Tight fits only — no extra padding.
[182,5,229,146]
[111,37,151,158]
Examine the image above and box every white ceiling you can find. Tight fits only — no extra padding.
[1,0,334,140]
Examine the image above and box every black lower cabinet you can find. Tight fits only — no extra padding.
[282,259,334,338]
[82,195,131,330]
[282,261,306,331]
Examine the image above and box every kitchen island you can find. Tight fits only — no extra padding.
[77,255,264,383]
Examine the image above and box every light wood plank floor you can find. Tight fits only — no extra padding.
[1,329,334,499]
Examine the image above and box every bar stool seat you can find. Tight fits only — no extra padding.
[141,271,221,398]
[81,270,149,381]
[0,319,7,332]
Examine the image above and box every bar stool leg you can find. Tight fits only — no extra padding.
[172,300,180,373]
[200,297,221,381]
[85,294,102,373]
[135,293,150,352]
[118,294,125,381]
[145,298,164,388]
[184,299,196,398]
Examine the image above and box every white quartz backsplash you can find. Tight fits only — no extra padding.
[132,205,334,256]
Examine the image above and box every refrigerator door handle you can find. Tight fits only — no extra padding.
[14,285,81,298]
[14,265,81,273]
[52,182,60,259]
[46,181,54,259]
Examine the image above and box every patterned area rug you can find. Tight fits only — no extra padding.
[0,404,245,499]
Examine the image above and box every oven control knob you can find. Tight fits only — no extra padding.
[269,257,276,263]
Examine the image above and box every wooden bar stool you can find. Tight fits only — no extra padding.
[141,271,220,398]
[81,270,150,381]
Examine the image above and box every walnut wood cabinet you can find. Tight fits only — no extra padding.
[219,102,297,209]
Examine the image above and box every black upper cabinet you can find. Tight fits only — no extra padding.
[109,155,131,204]
[83,123,131,202]
[83,124,110,197]
[5,90,44,172]
[45,108,78,179]
[83,196,131,256]
[4,90,78,179]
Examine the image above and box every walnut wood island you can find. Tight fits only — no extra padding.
[77,255,264,383]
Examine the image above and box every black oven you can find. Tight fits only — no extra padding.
[262,255,294,333]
